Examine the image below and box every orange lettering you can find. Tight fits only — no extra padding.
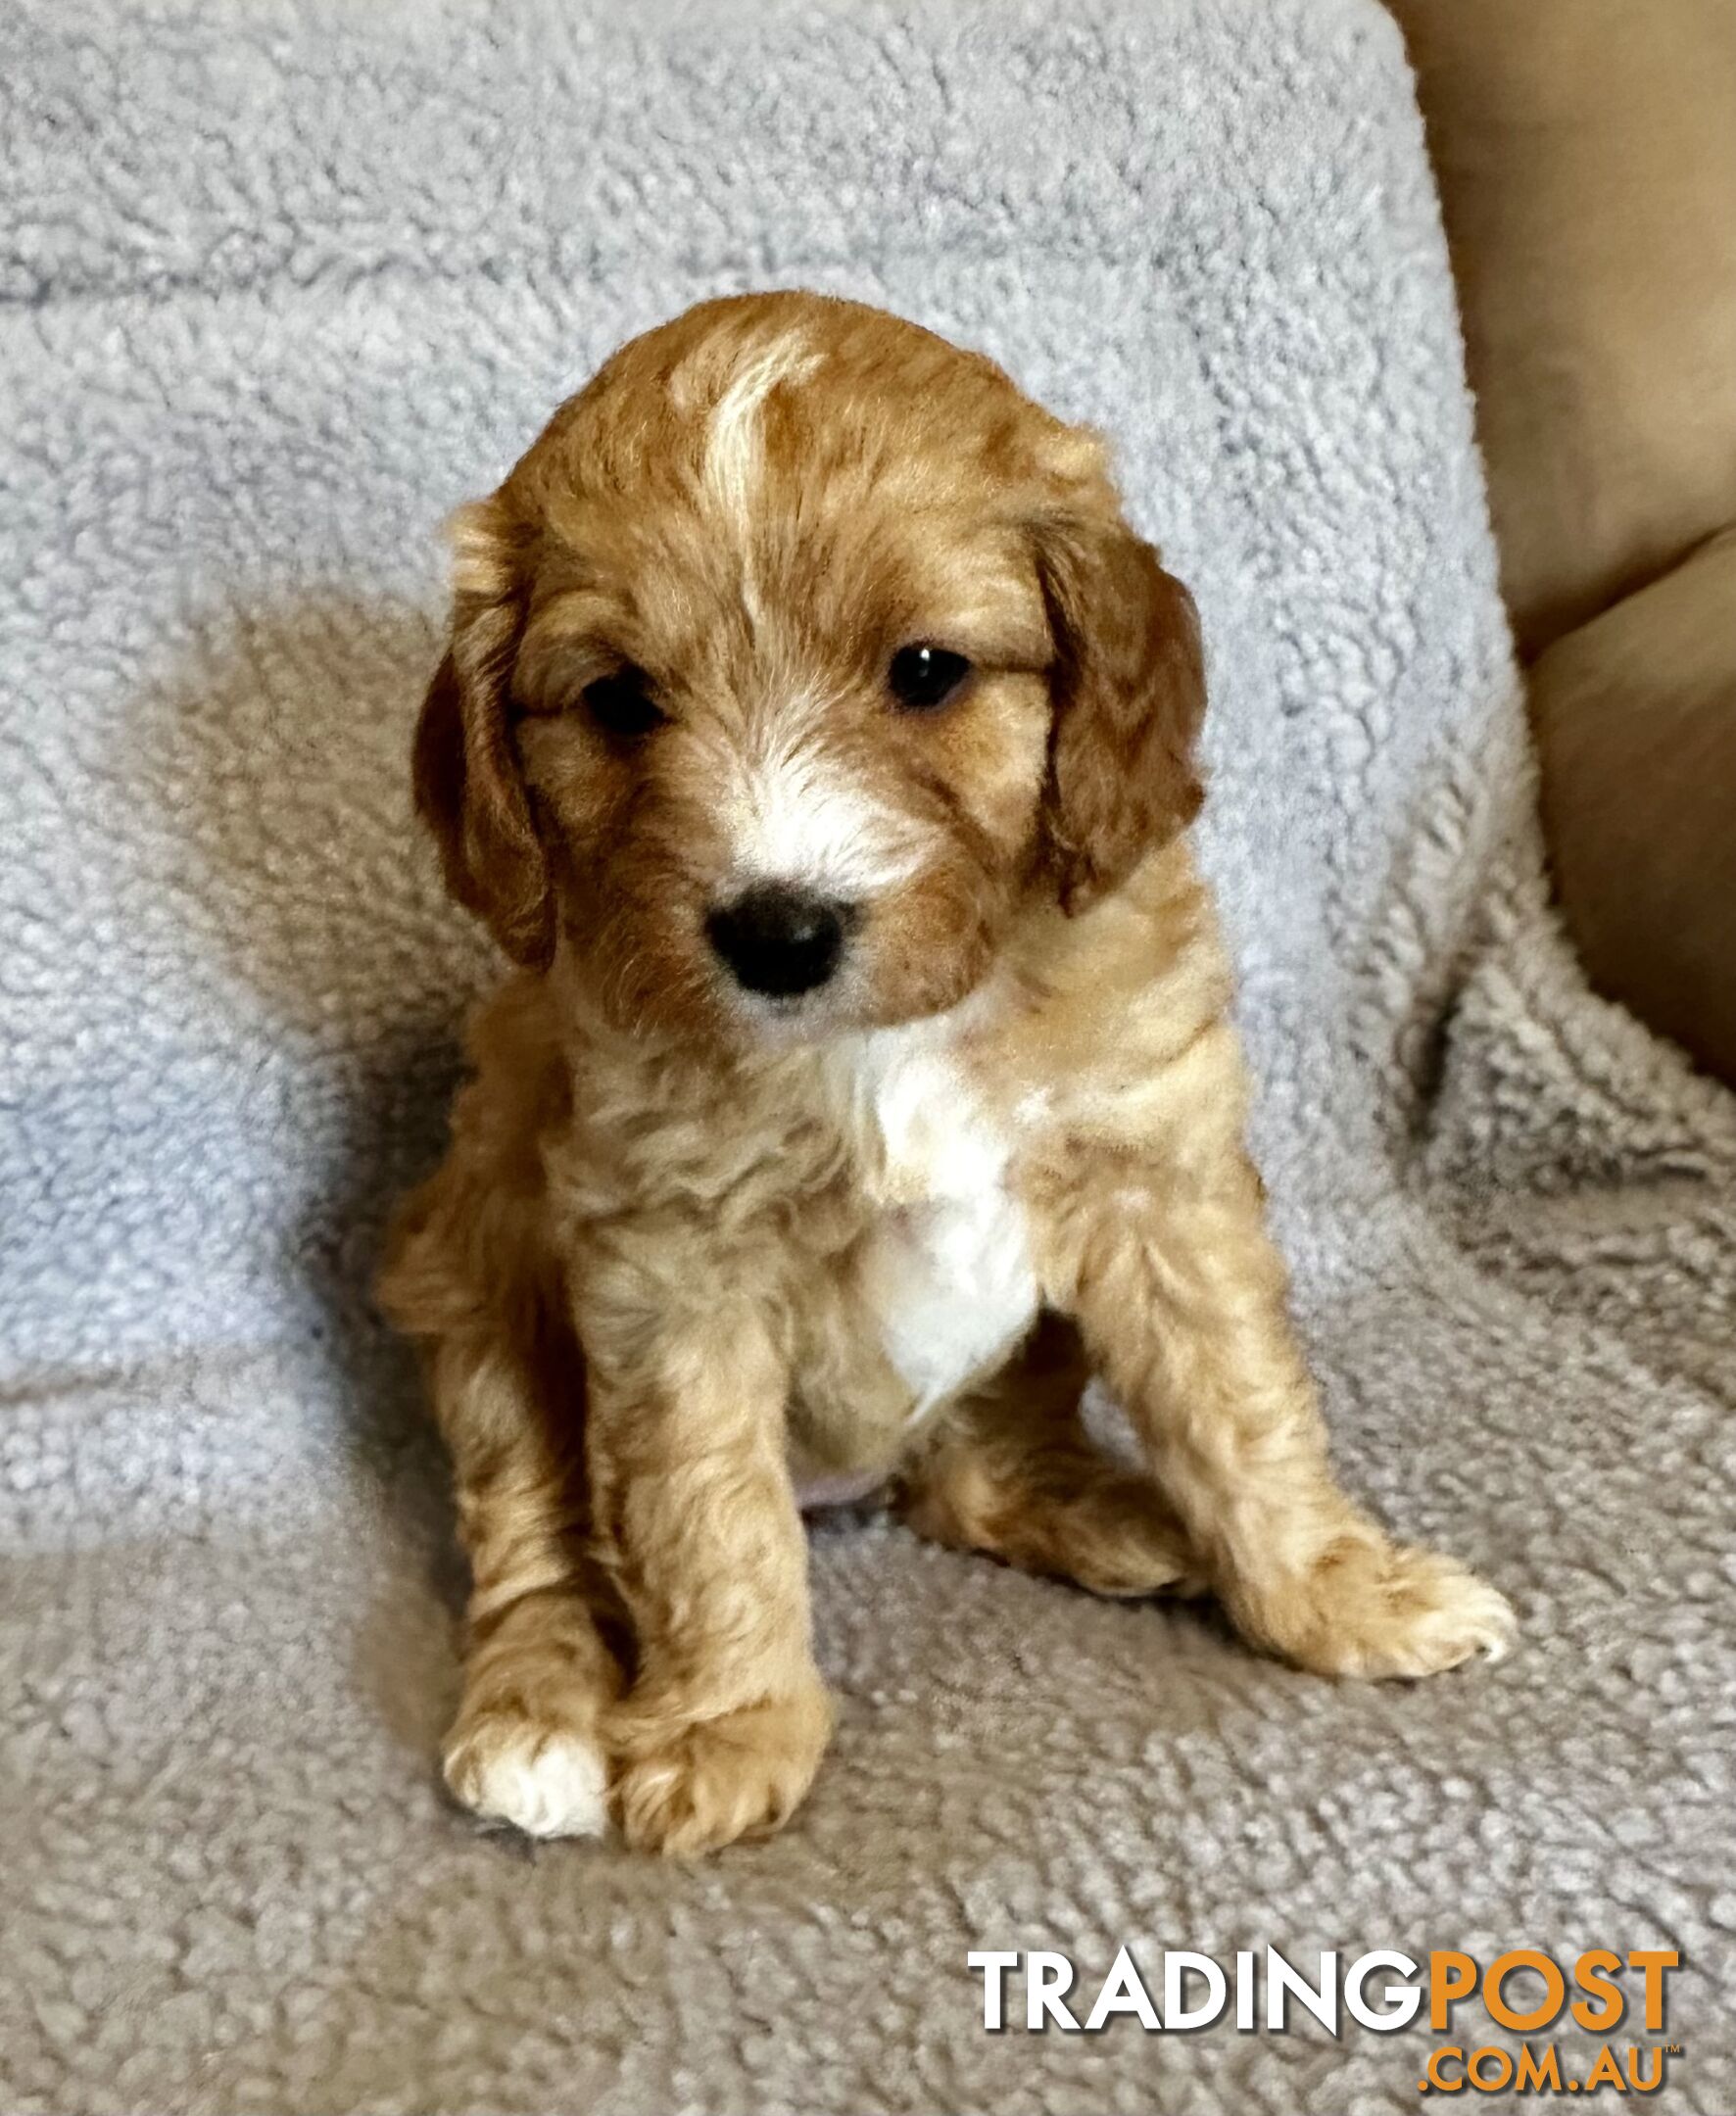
[1583,2044,1626,2092]
[1516,2045,1564,2092]
[1425,2046,1467,2092]
[1468,2046,1515,2092]
[1572,1949,1624,2033]
[1484,1949,1567,2034]
[1429,1951,1477,2032]
[1628,1950,1678,2034]
[1626,2044,1665,2094]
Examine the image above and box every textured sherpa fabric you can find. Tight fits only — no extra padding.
[3,2,1733,2111]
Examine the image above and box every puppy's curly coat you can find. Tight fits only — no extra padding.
[380,292,1514,1854]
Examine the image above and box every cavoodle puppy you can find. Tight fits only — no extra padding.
[379,290,1514,1855]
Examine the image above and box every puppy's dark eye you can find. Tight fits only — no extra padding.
[888,644,972,712]
[581,665,666,739]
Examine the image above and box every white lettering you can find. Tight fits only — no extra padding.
[1084,1946,1160,2032]
[1028,1951,1081,2032]
[1266,1948,1340,2035]
[967,1950,1021,2031]
[1164,1950,1229,2031]
[1344,1950,1423,2032]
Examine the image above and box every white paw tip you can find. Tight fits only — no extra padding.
[1477,1613,1517,1665]
[1408,1582,1518,1674]
[1453,1576,1518,1645]
[446,1722,611,1841]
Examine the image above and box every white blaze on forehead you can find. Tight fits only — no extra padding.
[703,331,822,528]
[719,724,926,899]
[695,329,918,901]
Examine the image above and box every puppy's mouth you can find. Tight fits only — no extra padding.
[727,975,863,1048]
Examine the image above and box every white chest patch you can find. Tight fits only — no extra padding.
[834,1017,1039,1419]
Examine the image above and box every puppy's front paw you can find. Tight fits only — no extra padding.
[612,1688,833,1854]
[1241,1535,1516,1680]
[444,1707,611,1841]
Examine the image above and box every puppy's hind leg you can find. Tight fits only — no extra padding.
[897,1318,1205,1601]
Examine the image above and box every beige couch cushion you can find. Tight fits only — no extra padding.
[1531,528,1736,1083]
[1391,0,1736,659]
[1392,0,1735,1083]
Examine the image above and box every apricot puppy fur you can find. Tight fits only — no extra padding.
[379,291,1514,1855]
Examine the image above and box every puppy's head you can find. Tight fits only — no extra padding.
[416,292,1204,1046]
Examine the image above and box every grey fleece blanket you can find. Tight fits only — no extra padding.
[4,2,1734,2111]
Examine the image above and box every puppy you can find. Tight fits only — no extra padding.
[379,291,1514,1855]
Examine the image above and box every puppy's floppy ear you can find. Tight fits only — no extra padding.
[412,497,554,968]
[1037,513,1206,914]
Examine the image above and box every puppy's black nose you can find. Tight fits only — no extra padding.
[705,884,848,997]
